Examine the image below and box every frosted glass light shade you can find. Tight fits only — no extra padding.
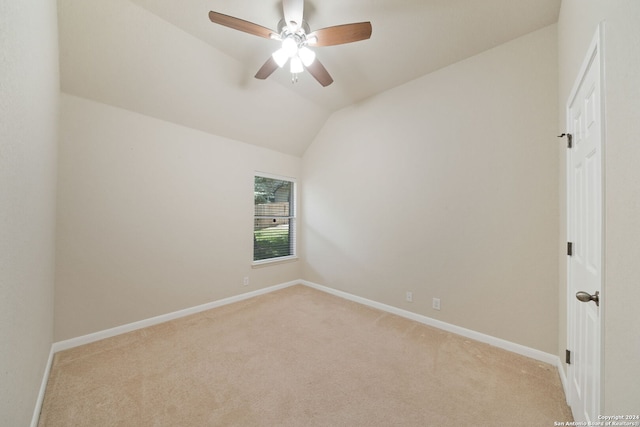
[298,47,316,66]
[272,48,289,68]
[290,56,304,74]
[282,37,298,57]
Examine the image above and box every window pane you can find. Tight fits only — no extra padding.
[254,176,295,262]
[254,218,293,261]
[254,177,292,216]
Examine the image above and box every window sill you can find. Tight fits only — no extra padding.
[252,256,299,268]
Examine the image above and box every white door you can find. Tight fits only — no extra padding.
[566,26,603,423]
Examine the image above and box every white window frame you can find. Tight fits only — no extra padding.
[252,172,297,267]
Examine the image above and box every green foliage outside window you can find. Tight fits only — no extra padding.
[253,225,291,261]
[254,176,294,261]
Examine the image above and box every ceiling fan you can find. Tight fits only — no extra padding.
[208,0,372,87]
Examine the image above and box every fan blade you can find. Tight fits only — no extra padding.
[308,22,372,47]
[255,56,279,80]
[208,11,276,39]
[282,0,304,31]
[305,58,333,87]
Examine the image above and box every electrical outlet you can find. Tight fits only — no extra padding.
[243,277,249,286]
[406,291,413,302]
[432,298,441,310]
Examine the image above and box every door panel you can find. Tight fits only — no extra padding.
[566,28,603,423]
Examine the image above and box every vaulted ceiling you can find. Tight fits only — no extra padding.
[58,0,561,156]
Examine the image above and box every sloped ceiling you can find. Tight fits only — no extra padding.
[58,0,560,156]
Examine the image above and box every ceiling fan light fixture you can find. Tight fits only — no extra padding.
[282,37,298,57]
[298,46,316,66]
[290,56,304,74]
[272,48,289,68]
[208,0,372,87]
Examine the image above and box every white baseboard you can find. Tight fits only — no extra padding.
[302,280,571,404]
[557,359,570,403]
[35,278,569,424]
[32,280,300,426]
[31,346,55,427]
[52,280,300,353]
[47,279,563,364]
[301,280,560,366]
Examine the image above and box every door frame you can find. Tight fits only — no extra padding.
[565,22,606,420]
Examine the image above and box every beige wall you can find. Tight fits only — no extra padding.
[55,94,302,340]
[302,26,559,354]
[0,0,59,424]
[558,0,640,414]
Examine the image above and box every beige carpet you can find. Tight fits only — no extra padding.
[38,285,573,426]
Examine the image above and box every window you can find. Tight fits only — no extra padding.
[253,174,296,263]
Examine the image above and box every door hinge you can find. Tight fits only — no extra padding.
[558,133,573,148]
[567,242,573,256]
[566,349,571,365]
